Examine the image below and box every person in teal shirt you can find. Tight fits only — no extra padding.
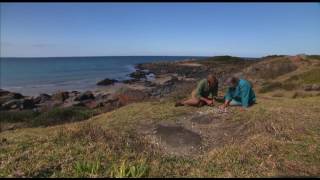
[220,77,256,110]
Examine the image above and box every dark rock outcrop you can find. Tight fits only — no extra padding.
[0,91,24,105]
[33,94,51,104]
[97,78,118,86]
[21,99,35,109]
[75,91,95,101]
[115,88,149,106]
[52,91,69,102]
[1,99,23,110]
[129,70,147,79]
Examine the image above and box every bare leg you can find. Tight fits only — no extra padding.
[182,98,201,106]
[175,89,204,107]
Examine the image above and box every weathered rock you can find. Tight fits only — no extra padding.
[21,99,35,109]
[33,93,51,104]
[37,101,63,112]
[303,84,313,91]
[0,91,24,105]
[115,88,149,106]
[78,99,102,109]
[129,70,147,79]
[1,99,23,110]
[61,99,81,108]
[122,79,139,84]
[52,91,69,102]
[144,81,157,87]
[75,91,95,101]
[312,84,320,91]
[95,93,119,104]
[97,78,118,86]
[0,89,11,96]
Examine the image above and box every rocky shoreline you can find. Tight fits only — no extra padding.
[1,55,271,134]
[0,56,260,115]
[2,55,320,132]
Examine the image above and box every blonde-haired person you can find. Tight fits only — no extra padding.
[175,74,219,107]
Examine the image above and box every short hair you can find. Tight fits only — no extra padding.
[207,74,218,84]
[226,76,239,87]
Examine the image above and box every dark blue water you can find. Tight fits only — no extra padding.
[0,56,205,96]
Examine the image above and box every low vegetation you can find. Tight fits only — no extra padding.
[1,55,319,177]
[0,107,98,131]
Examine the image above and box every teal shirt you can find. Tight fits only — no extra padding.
[225,79,256,108]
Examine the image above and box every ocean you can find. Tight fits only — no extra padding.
[0,56,205,96]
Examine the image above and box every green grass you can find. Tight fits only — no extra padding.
[259,82,296,93]
[0,110,40,123]
[73,160,101,178]
[259,68,320,93]
[307,55,320,60]
[286,68,320,84]
[0,96,319,177]
[0,107,98,129]
[32,107,97,127]
[110,160,149,178]
[198,56,244,64]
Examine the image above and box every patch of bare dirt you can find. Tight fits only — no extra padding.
[137,107,252,156]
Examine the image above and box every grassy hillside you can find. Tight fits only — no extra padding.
[1,55,320,177]
[1,95,319,177]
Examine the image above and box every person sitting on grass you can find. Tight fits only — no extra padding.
[175,74,219,107]
[219,76,256,111]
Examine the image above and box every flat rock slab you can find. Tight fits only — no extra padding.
[190,115,214,124]
[152,124,201,155]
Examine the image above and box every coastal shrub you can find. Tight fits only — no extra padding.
[307,55,320,60]
[261,55,286,59]
[286,68,320,84]
[32,107,96,126]
[199,56,243,64]
[110,161,149,178]
[0,110,40,123]
[259,82,296,93]
[259,82,282,93]
[73,160,101,178]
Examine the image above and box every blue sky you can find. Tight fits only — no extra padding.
[1,3,320,57]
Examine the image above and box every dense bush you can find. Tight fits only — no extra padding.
[32,107,97,126]
[0,107,97,127]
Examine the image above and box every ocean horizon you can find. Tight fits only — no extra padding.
[0,56,208,96]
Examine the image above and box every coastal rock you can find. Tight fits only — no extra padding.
[21,99,35,109]
[144,81,157,87]
[97,78,118,86]
[95,93,119,104]
[312,84,320,91]
[61,99,81,108]
[37,101,63,112]
[303,84,313,91]
[78,99,102,109]
[115,88,149,106]
[0,89,11,96]
[129,70,147,79]
[1,99,23,110]
[0,91,24,105]
[33,94,51,104]
[122,79,139,84]
[52,91,69,102]
[70,91,81,96]
[75,91,95,101]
